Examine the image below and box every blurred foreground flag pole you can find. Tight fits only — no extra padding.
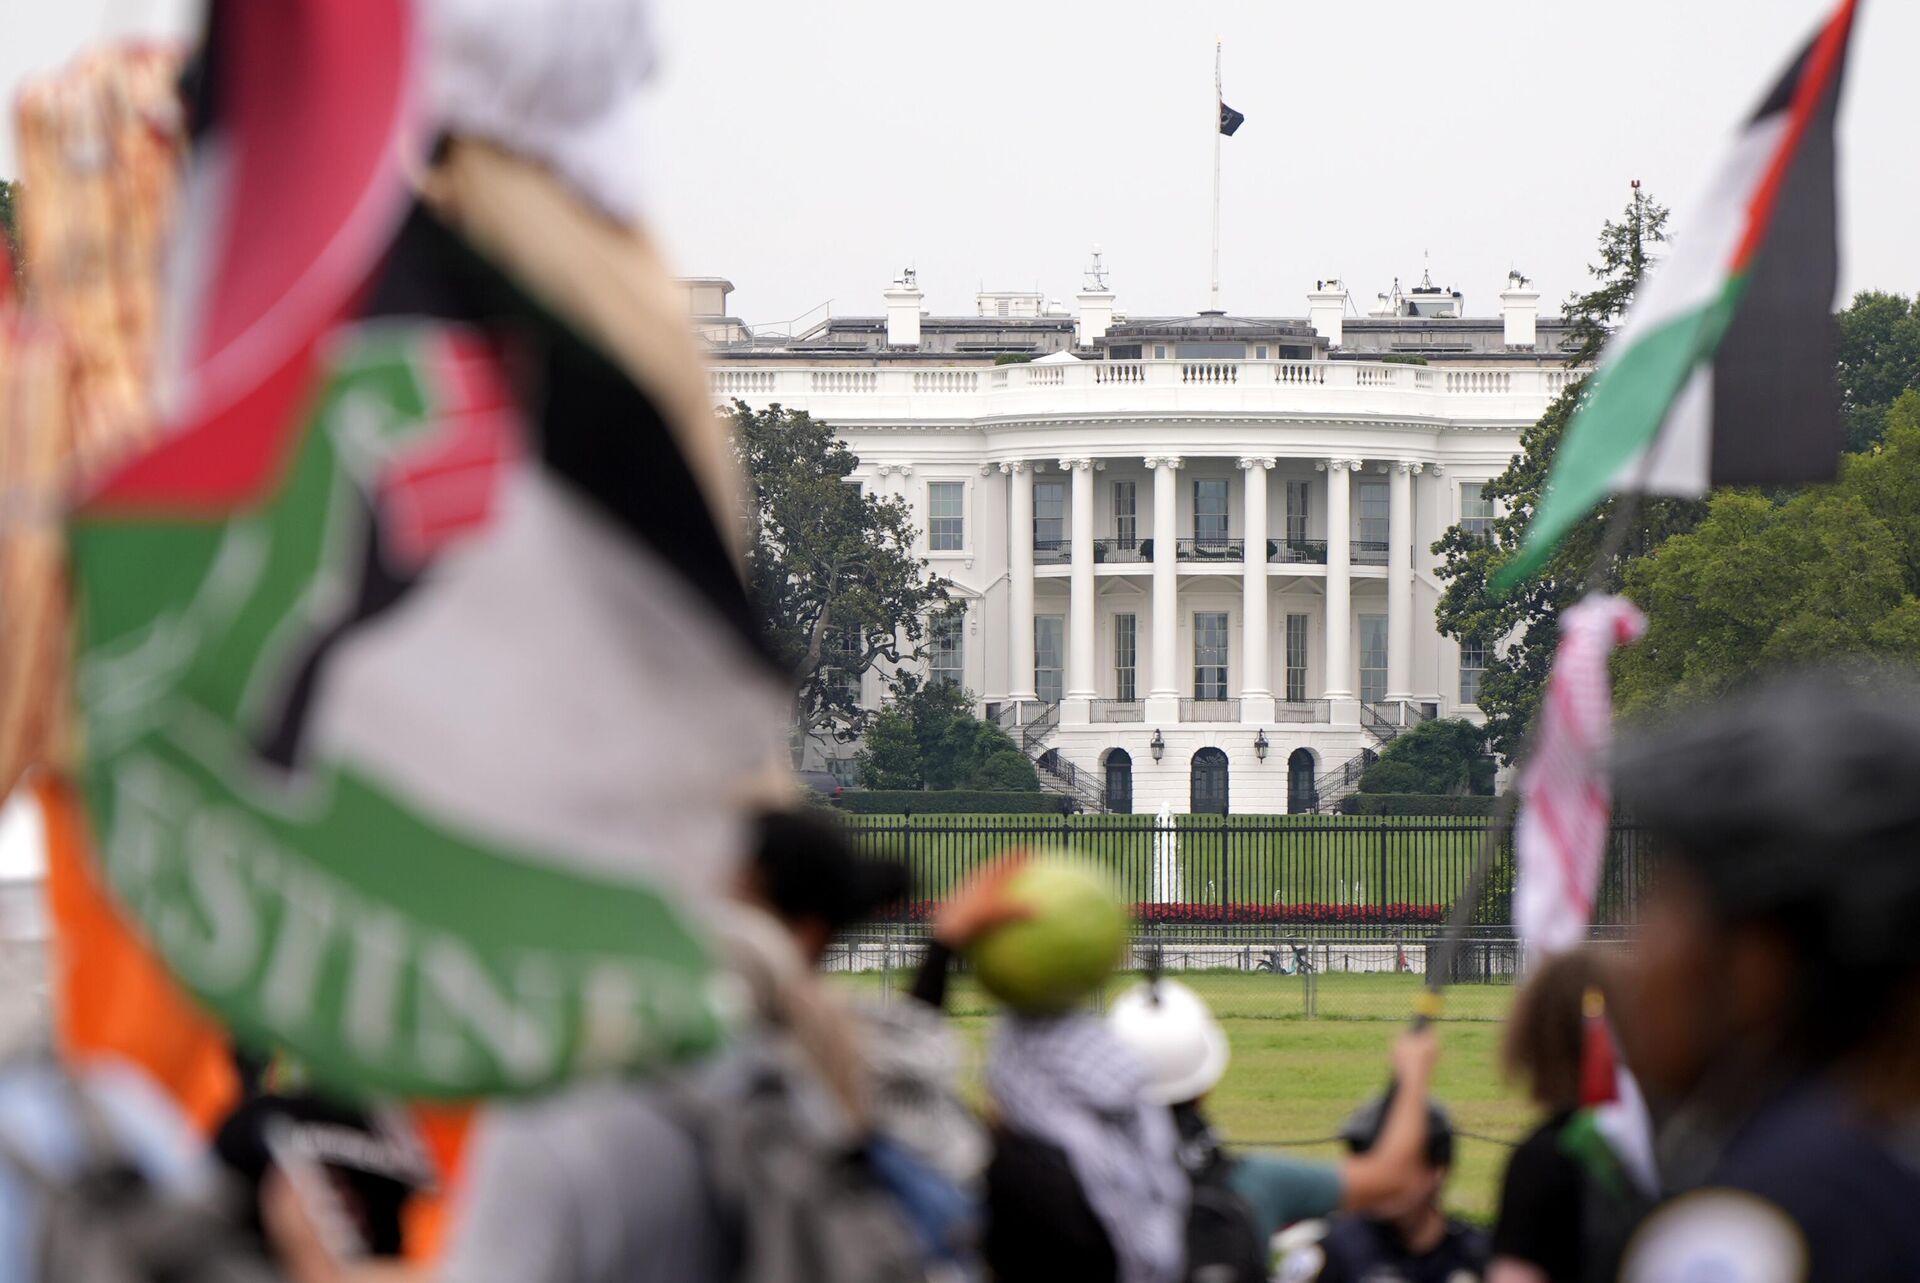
[1491,0,1861,595]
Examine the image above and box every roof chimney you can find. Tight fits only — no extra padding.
[884,267,923,347]
[1307,279,1346,348]
[1075,246,1115,346]
[1500,271,1539,349]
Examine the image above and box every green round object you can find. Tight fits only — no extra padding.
[968,856,1129,1015]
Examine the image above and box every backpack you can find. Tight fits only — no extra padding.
[0,1064,279,1283]
[1175,1114,1269,1283]
[668,1037,955,1283]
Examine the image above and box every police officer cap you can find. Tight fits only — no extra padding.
[1611,668,1920,971]
[1338,1094,1454,1168]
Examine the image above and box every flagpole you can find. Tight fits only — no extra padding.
[1210,38,1222,312]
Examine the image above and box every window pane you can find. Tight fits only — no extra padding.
[1114,614,1137,702]
[928,481,965,551]
[1194,611,1229,700]
[1459,638,1487,705]
[1359,614,1388,704]
[1035,616,1064,703]
[1035,482,1066,550]
[1195,478,1229,544]
[1286,480,1310,543]
[1460,482,1494,541]
[930,609,965,686]
[1285,613,1309,703]
[1113,481,1137,546]
[1357,481,1389,546]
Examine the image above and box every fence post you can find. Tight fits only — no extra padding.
[1376,823,1389,939]
[1219,820,1231,920]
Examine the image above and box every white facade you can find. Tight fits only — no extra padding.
[710,283,1575,814]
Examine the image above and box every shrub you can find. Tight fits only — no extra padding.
[1357,718,1496,795]
[993,352,1035,365]
[1338,793,1499,817]
[973,748,1040,792]
[837,790,1067,816]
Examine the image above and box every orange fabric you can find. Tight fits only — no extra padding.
[36,773,240,1135]
[403,1102,476,1263]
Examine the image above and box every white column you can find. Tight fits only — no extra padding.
[1385,460,1419,703]
[1146,456,1182,724]
[1062,458,1098,721]
[1319,458,1359,713]
[1004,462,1036,702]
[1238,456,1276,723]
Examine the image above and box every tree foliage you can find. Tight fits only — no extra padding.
[1616,392,1920,711]
[1836,291,1920,452]
[855,676,1038,791]
[1432,185,1705,761]
[1357,719,1496,796]
[1563,184,1670,368]
[730,401,951,744]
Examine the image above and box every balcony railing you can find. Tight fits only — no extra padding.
[710,359,1587,405]
[1274,699,1332,723]
[1270,538,1328,565]
[1091,699,1145,723]
[1033,538,1070,565]
[1352,540,1389,566]
[1092,538,1149,564]
[1176,537,1245,562]
[1180,697,1241,722]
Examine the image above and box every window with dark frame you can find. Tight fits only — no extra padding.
[930,608,965,687]
[1034,481,1066,551]
[1035,615,1065,703]
[1460,638,1487,705]
[1195,478,1229,546]
[927,481,965,551]
[1114,613,1137,702]
[1460,482,1495,541]
[1285,613,1309,703]
[1194,611,1229,699]
[1113,480,1138,547]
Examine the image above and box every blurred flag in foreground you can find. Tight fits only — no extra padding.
[1493,0,1860,593]
[63,0,790,1098]
[1513,595,1645,959]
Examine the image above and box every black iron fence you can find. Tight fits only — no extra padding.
[837,814,1653,933]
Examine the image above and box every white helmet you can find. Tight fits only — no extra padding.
[1106,979,1230,1106]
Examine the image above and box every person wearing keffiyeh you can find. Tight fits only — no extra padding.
[911,860,1187,1283]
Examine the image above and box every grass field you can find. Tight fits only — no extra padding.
[834,969,1530,1223]
[841,814,1492,909]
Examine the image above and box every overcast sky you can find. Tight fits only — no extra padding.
[5,0,1916,330]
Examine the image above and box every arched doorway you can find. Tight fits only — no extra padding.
[1190,747,1229,815]
[1287,748,1318,814]
[1105,749,1134,815]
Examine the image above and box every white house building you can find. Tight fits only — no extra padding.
[699,262,1578,815]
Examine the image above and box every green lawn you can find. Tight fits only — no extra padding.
[841,814,1492,909]
[834,969,1529,1223]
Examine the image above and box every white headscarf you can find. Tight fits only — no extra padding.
[421,0,657,222]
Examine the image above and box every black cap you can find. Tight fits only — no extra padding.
[1339,1094,1455,1168]
[1612,668,1920,972]
[753,809,911,933]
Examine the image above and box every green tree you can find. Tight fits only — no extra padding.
[857,673,1037,790]
[730,401,951,749]
[1432,185,1700,761]
[0,181,21,291]
[1563,182,1670,367]
[1357,719,1496,796]
[1616,392,1920,710]
[1836,291,1920,452]
[855,705,921,788]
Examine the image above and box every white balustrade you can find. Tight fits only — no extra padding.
[710,369,775,397]
[912,369,979,394]
[809,369,880,394]
[1272,361,1326,385]
[1094,361,1146,385]
[1444,369,1513,394]
[1181,361,1239,384]
[1026,364,1066,387]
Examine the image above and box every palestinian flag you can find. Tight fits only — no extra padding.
[63,0,791,1098]
[1494,0,1859,592]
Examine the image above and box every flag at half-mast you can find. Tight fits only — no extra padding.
[1493,0,1860,592]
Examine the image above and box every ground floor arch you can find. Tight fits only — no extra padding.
[1190,747,1229,814]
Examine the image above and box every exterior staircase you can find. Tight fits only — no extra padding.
[1309,700,1434,813]
[991,700,1108,813]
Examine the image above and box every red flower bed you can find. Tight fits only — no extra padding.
[876,900,1448,926]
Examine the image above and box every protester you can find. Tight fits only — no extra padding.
[1489,948,1650,1283]
[1282,1096,1487,1283]
[913,859,1187,1283]
[1104,976,1441,1281]
[1611,671,1920,1282]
